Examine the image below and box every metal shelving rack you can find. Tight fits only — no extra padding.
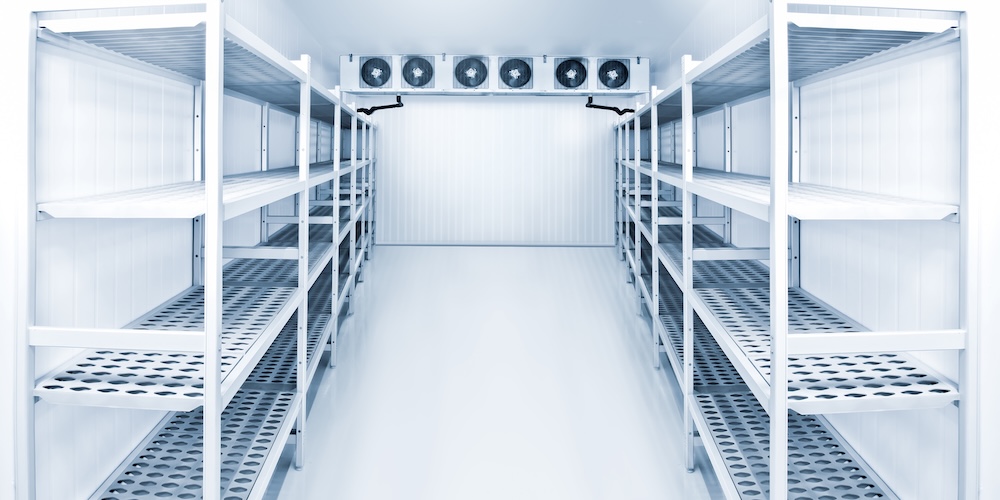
[616,2,971,499]
[24,3,377,499]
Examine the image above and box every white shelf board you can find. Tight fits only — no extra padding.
[669,167,958,222]
[37,164,337,221]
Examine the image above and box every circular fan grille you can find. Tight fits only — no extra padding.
[555,59,587,89]
[500,58,532,88]
[403,57,434,87]
[361,58,391,88]
[599,60,629,89]
[454,57,488,88]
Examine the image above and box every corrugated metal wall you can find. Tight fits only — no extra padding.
[370,95,618,246]
[32,41,195,500]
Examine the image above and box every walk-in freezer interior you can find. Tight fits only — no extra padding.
[2,1,998,499]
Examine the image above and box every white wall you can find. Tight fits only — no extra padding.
[967,4,1000,498]
[370,95,618,246]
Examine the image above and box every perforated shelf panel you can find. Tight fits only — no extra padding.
[37,164,337,220]
[693,286,959,414]
[692,20,953,107]
[244,267,334,387]
[658,282,746,390]
[46,15,311,111]
[34,285,298,411]
[696,391,896,500]
[89,389,298,500]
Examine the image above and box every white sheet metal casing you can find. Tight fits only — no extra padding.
[340,54,649,95]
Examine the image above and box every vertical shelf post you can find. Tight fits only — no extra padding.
[294,54,311,472]
[651,103,660,369]
[202,2,225,498]
[330,100,342,369]
[633,112,641,311]
[348,113,357,314]
[769,2,791,499]
[680,54,696,473]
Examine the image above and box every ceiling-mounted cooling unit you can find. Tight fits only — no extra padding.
[597,58,629,90]
[340,55,648,95]
[453,56,489,89]
[498,57,533,90]
[402,55,435,88]
[359,56,392,89]
[554,57,588,90]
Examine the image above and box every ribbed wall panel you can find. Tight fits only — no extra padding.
[730,96,770,248]
[798,42,962,498]
[374,96,614,246]
[264,107,299,221]
[33,41,193,500]
[223,94,264,248]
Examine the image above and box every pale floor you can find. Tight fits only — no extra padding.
[269,245,722,500]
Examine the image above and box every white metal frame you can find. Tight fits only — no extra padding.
[615,3,972,499]
[22,3,378,499]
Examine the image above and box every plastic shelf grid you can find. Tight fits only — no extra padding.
[244,268,333,387]
[696,391,895,500]
[694,286,959,413]
[658,284,746,390]
[34,285,297,411]
[89,389,297,500]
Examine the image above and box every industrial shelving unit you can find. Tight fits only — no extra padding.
[616,2,970,499]
[24,3,376,499]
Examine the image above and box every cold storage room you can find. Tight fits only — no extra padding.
[1,1,998,499]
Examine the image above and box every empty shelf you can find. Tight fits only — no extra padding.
[34,283,300,412]
[244,266,335,388]
[635,162,957,221]
[688,14,957,107]
[88,388,299,500]
[40,12,306,108]
[694,391,896,500]
[692,285,959,414]
[37,164,337,220]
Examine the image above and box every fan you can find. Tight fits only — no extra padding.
[454,56,488,89]
[598,59,629,89]
[499,57,532,89]
[360,57,391,88]
[555,58,587,89]
[402,56,434,88]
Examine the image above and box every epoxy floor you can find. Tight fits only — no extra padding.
[270,245,721,500]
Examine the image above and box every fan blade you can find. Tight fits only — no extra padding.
[454,57,488,88]
[598,60,629,89]
[361,58,391,88]
[500,58,532,89]
[403,57,434,87]
[555,59,587,89]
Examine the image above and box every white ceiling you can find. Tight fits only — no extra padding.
[282,0,703,84]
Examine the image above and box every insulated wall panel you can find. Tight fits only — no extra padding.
[223,94,265,248]
[32,41,194,500]
[372,96,618,246]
